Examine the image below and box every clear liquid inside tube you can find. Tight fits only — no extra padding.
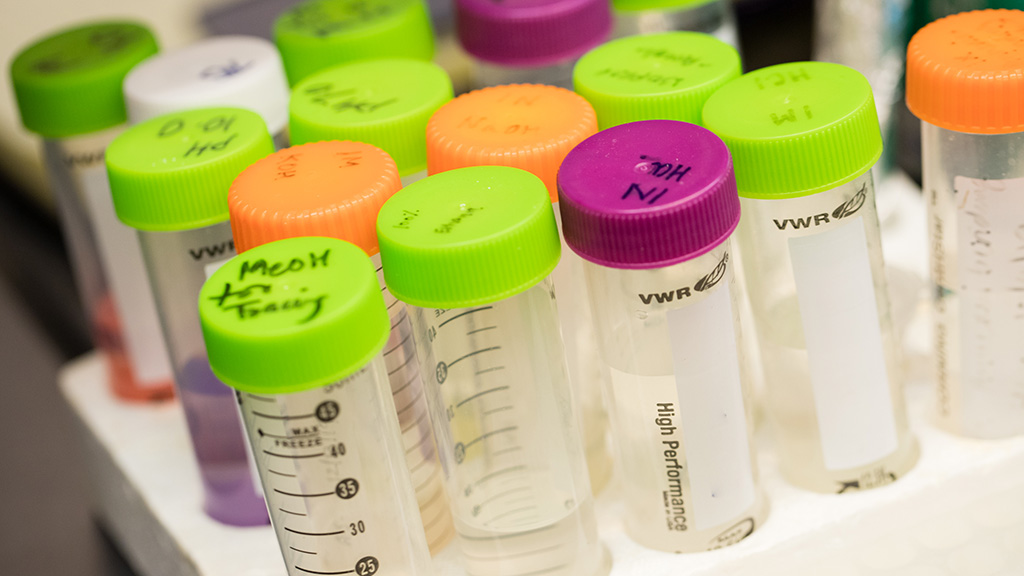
[140,221,267,525]
[736,173,918,493]
[584,242,766,552]
[471,58,578,91]
[611,1,740,50]
[238,357,432,576]
[409,279,608,576]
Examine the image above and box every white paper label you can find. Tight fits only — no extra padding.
[665,284,755,531]
[77,159,172,384]
[955,176,1024,427]
[203,258,231,280]
[789,217,899,470]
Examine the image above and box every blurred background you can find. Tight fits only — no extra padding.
[0,0,1018,573]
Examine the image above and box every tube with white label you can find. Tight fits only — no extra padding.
[907,9,1024,438]
[558,120,766,552]
[10,22,174,401]
[123,35,291,148]
[106,107,275,525]
[200,237,432,576]
[703,61,917,493]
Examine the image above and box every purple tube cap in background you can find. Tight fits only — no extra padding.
[456,0,611,67]
[557,119,740,270]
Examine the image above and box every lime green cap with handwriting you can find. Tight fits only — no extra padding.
[200,236,390,394]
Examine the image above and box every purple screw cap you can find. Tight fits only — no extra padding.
[557,120,740,269]
[456,0,611,67]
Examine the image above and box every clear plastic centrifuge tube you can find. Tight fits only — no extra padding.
[106,107,274,525]
[426,0,474,94]
[10,22,174,401]
[229,140,455,553]
[573,31,740,129]
[611,0,739,50]
[703,62,918,493]
[289,59,453,186]
[558,119,767,552]
[123,35,290,148]
[378,166,608,576]
[906,9,1024,438]
[200,236,432,576]
[274,0,436,86]
[427,83,612,493]
[456,0,611,90]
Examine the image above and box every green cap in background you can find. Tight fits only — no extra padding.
[290,59,453,176]
[10,21,159,139]
[274,0,436,86]
[573,32,740,129]
[378,166,560,308]
[106,107,274,231]
[200,237,390,394]
[612,0,718,12]
[702,61,882,199]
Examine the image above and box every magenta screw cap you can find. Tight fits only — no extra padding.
[557,119,739,269]
[456,0,611,67]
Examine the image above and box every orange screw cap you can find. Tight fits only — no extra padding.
[229,140,401,254]
[906,9,1024,134]
[426,83,597,202]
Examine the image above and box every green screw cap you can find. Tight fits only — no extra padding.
[10,21,159,139]
[106,107,274,231]
[613,0,718,13]
[378,166,560,308]
[290,59,453,176]
[702,61,882,199]
[573,32,740,129]
[200,237,390,394]
[274,0,435,86]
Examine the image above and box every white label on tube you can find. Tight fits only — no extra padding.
[789,217,898,470]
[203,258,231,280]
[77,159,172,384]
[955,176,1024,431]
[666,283,755,531]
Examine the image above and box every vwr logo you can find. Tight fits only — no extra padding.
[772,183,867,230]
[637,252,729,304]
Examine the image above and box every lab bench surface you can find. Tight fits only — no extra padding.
[60,347,1024,576]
